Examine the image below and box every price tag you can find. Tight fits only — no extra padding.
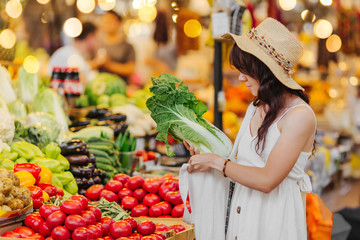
[211,12,230,38]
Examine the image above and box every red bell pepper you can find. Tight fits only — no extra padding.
[38,183,56,197]
[14,163,41,184]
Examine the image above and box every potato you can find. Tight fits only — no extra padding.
[0,193,4,206]
[8,199,24,210]
[1,205,12,211]
[8,172,20,186]
[0,178,13,195]
[0,169,8,179]
[17,186,31,207]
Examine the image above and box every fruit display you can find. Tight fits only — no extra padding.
[59,139,107,195]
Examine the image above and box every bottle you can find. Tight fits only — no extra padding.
[50,67,63,93]
[64,67,80,107]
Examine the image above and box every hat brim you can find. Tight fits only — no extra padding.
[222,33,304,91]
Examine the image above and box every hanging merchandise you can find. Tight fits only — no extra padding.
[176,9,200,55]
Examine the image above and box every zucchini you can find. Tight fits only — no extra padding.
[96,156,113,165]
[89,149,110,158]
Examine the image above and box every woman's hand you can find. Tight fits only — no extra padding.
[187,153,225,173]
[183,141,199,156]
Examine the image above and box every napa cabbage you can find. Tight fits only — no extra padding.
[146,73,232,157]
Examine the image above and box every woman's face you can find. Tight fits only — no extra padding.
[238,72,259,96]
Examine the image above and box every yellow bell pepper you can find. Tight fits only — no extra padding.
[14,171,36,187]
[42,191,49,202]
[39,166,52,184]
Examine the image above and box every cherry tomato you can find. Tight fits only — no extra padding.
[38,183,57,197]
[95,222,108,237]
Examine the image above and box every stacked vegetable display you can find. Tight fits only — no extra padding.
[85,173,189,219]
[59,139,106,195]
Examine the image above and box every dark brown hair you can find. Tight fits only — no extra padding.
[76,22,96,40]
[153,10,169,44]
[229,44,311,155]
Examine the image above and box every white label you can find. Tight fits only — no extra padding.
[211,12,230,37]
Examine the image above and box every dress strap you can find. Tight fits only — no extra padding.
[275,104,317,131]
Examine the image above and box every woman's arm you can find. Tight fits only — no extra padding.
[102,60,136,77]
[189,107,315,193]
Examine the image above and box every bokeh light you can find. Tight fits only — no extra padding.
[314,19,333,39]
[5,0,22,19]
[172,14,178,23]
[37,0,50,4]
[0,29,16,49]
[320,0,332,6]
[299,49,315,67]
[144,0,157,7]
[329,89,338,99]
[63,18,83,38]
[132,0,143,9]
[279,0,296,11]
[138,6,157,23]
[301,10,316,22]
[23,56,40,74]
[349,76,359,86]
[76,0,95,14]
[98,0,116,11]
[326,34,342,52]
[184,19,202,38]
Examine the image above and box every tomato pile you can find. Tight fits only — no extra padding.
[85,173,191,218]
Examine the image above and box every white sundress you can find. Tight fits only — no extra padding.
[226,103,316,240]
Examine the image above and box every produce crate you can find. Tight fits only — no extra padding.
[135,217,195,240]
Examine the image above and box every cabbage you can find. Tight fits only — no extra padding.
[26,112,61,141]
[0,65,16,103]
[33,88,69,131]
[85,73,126,105]
[8,99,27,120]
[18,66,39,104]
[0,95,9,112]
[146,73,232,157]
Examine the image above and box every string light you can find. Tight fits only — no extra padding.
[37,0,50,4]
[23,56,40,74]
[98,0,116,11]
[77,0,95,14]
[326,34,342,52]
[138,6,157,23]
[184,19,202,38]
[314,19,333,39]
[63,18,83,38]
[320,0,332,6]
[0,29,16,49]
[5,0,22,19]
[279,0,296,11]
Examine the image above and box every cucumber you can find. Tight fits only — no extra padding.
[96,156,113,165]
[97,163,116,172]
[88,144,113,154]
[67,126,114,141]
[89,149,110,158]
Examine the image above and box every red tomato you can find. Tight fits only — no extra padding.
[86,184,104,201]
[149,202,171,217]
[142,179,160,193]
[46,211,66,230]
[157,215,172,218]
[87,225,103,239]
[141,234,163,240]
[162,173,175,180]
[103,236,114,240]
[137,221,156,236]
[25,214,45,232]
[45,237,54,240]
[38,183,57,197]
[147,151,156,160]
[55,187,64,197]
[123,217,137,231]
[51,226,71,240]
[130,204,148,217]
[154,232,166,240]
[100,216,115,231]
[65,214,87,231]
[124,182,129,189]
[33,196,45,209]
[113,174,130,185]
[95,222,108,237]
[158,180,177,199]
[186,200,191,214]
[155,223,168,232]
[109,221,132,238]
[100,189,119,202]
[168,224,186,233]
[60,199,83,215]
[121,196,138,210]
[69,195,89,210]
[143,193,160,207]
[1,232,22,238]
[133,189,146,202]
[39,204,61,220]
[127,176,144,190]
[81,210,96,225]
[13,226,35,237]
[72,227,91,240]
[87,205,102,222]
[39,222,52,237]
[128,233,143,240]
[105,180,123,193]
[26,233,45,240]
[28,186,43,199]
[171,204,184,218]
[118,188,133,200]
[164,191,182,205]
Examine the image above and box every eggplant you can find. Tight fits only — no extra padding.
[92,169,99,177]
[87,163,95,170]
[89,154,96,164]
[86,108,110,119]
[66,155,90,166]
[93,176,102,184]
[70,166,93,178]
[59,140,88,156]
[79,188,87,196]
[75,178,85,189]
[98,169,107,180]
[98,114,126,123]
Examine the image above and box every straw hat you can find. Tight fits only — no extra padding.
[222,17,304,91]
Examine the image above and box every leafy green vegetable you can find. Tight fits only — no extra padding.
[18,66,39,104]
[85,73,126,105]
[8,99,27,120]
[0,65,16,104]
[25,112,61,142]
[146,73,233,157]
[115,131,136,152]
[13,121,51,149]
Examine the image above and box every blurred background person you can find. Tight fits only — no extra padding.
[99,10,136,83]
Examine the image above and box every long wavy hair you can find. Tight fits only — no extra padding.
[229,44,312,155]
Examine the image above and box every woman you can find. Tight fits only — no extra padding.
[185,18,316,240]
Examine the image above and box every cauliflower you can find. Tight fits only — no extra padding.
[0,108,15,143]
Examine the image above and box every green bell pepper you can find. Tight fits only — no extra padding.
[20,142,44,157]
[11,141,35,160]
[44,142,61,159]
[63,189,72,200]
[0,150,18,161]
[56,154,70,170]
[30,157,63,173]
[14,158,28,164]
[51,175,63,189]
[64,177,78,195]
[53,172,73,186]
[0,159,15,170]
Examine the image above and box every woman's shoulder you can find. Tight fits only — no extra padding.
[280,103,316,132]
